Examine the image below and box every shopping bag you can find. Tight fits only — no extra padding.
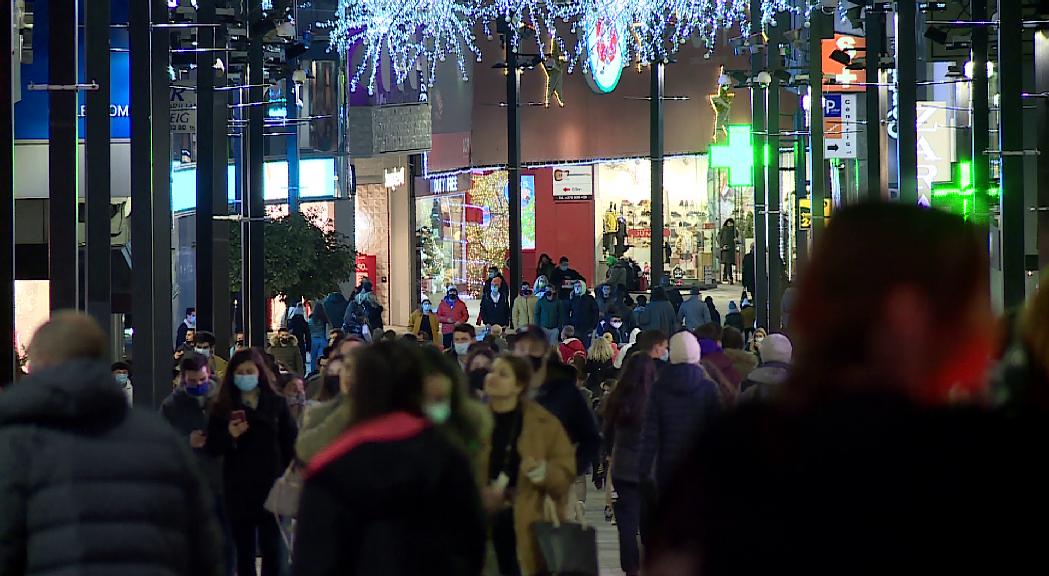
[264,462,303,518]
[531,497,599,576]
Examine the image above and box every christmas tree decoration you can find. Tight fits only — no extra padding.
[464,172,512,296]
[328,0,482,94]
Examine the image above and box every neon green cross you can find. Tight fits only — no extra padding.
[931,161,1001,221]
[709,125,754,187]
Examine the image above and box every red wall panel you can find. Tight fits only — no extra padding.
[524,167,596,287]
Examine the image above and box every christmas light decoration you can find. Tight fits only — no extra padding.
[328,0,481,94]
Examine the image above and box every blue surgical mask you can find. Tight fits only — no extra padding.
[422,303,432,314]
[453,342,470,356]
[424,400,452,425]
[186,382,210,397]
[560,263,569,271]
[114,373,129,386]
[233,373,259,392]
[660,350,670,362]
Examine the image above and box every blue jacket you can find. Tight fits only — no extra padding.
[677,296,713,331]
[636,300,678,338]
[534,297,565,330]
[639,363,722,488]
[322,293,349,333]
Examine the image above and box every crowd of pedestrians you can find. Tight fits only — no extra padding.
[3,203,1049,575]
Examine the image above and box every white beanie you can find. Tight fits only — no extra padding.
[759,333,793,364]
[669,331,702,365]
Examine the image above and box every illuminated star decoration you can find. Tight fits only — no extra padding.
[541,41,566,107]
[328,0,481,94]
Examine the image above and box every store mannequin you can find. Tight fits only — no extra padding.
[615,213,628,258]
[602,203,618,256]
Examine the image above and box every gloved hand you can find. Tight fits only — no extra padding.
[524,459,547,485]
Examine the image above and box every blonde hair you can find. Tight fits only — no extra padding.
[588,336,615,363]
[28,311,108,369]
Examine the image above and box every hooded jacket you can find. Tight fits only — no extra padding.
[437,297,470,334]
[678,295,713,331]
[160,383,224,494]
[595,283,624,319]
[738,361,791,403]
[637,298,678,338]
[535,362,602,475]
[0,360,224,576]
[322,292,350,333]
[534,295,566,330]
[638,362,722,488]
[725,348,759,381]
[268,333,305,376]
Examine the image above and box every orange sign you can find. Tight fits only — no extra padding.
[822,34,866,92]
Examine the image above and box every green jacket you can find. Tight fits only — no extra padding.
[295,396,353,463]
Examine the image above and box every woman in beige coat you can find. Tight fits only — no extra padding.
[481,355,576,576]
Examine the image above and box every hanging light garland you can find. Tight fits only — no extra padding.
[328,0,809,92]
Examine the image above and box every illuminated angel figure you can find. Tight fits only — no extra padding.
[328,0,481,93]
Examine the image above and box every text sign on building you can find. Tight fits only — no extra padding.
[553,165,594,201]
[823,94,858,159]
[916,102,954,201]
[170,86,197,134]
[822,34,866,93]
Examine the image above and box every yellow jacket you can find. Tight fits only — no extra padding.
[512,295,539,330]
[409,310,441,347]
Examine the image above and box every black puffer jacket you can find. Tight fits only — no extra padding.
[0,360,224,576]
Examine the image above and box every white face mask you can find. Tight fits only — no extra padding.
[453,342,470,356]
[610,321,623,329]
[194,347,212,359]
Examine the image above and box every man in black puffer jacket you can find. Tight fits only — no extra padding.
[0,312,224,576]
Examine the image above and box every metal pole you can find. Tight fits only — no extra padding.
[130,0,156,405]
[794,110,808,269]
[865,7,886,201]
[1,0,15,381]
[506,39,522,304]
[151,0,173,403]
[48,0,77,311]
[750,7,768,329]
[767,33,783,330]
[650,61,665,286]
[1037,30,1049,271]
[809,8,827,238]
[212,1,230,354]
[896,0,919,204]
[196,0,217,336]
[998,0,1025,306]
[286,63,301,214]
[245,0,266,348]
[85,0,111,338]
[971,0,991,228]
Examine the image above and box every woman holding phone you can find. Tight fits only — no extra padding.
[208,349,298,576]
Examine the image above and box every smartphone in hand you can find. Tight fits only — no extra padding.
[230,410,247,424]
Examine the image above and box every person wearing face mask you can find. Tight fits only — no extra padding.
[111,361,133,405]
[445,323,477,370]
[267,327,305,377]
[480,355,576,576]
[512,282,538,330]
[418,346,493,482]
[567,280,600,349]
[207,349,297,576]
[410,298,442,347]
[549,256,585,300]
[534,287,566,344]
[296,355,354,463]
[193,331,229,381]
[479,276,512,329]
[598,314,626,345]
[595,282,624,320]
[176,306,197,350]
[750,327,768,353]
[483,265,510,299]
[437,287,470,349]
[465,347,496,395]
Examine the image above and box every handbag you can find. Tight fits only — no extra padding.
[531,497,599,576]
[264,462,303,518]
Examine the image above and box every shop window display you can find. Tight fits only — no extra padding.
[415,194,468,300]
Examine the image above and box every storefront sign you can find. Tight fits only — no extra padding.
[356,253,377,286]
[799,198,832,230]
[553,165,593,201]
[626,228,671,239]
[428,173,471,196]
[822,34,866,92]
[384,167,406,189]
[916,102,953,200]
[170,86,197,134]
[584,14,625,94]
[823,94,857,159]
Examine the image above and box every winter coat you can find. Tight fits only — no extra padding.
[479,289,512,327]
[738,361,791,403]
[550,266,585,300]
[725,348,759,381]
[559,338,587,362]
[606,265,629,293]
[606,396,647,484]
[666,287,684,312]
[345,290,384,335]
[296,395,354,463]
[637,299,678,338]
[534,297,566,330]
[206,387,298,510]
[322,292,350,333]
[699,339,744,388]
[719,225,740,260]
[512,294,539,329]
[585,358,617,395]
[678,296,713,331]
[596,320,625,345]
[437,298,470,334]
[289,314,310,353]
[725,311,745,332]
[742,250,756,293]
[176,319,194,349]
[0,360,224,576]
[410,310,441,346]
[295,412,486,576]
[160,385,224,494]
[268,334,306,376]
[536,260,556,285]
[483,273,510,299]
[567,292,600,334]
[535,364,602,475]
[639,362,722,489]
[706,299,722,327]
[595,284,624,318]
[478,401,576,576]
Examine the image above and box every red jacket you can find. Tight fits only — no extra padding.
[436,298,469,334]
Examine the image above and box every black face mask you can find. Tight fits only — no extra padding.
[529,356,544,371]
[323,374,341,395]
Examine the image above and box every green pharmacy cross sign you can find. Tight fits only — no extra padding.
[930,161,1001,221]
[709,125,755,187]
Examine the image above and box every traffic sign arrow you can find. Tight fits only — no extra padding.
[827,144,840,151]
